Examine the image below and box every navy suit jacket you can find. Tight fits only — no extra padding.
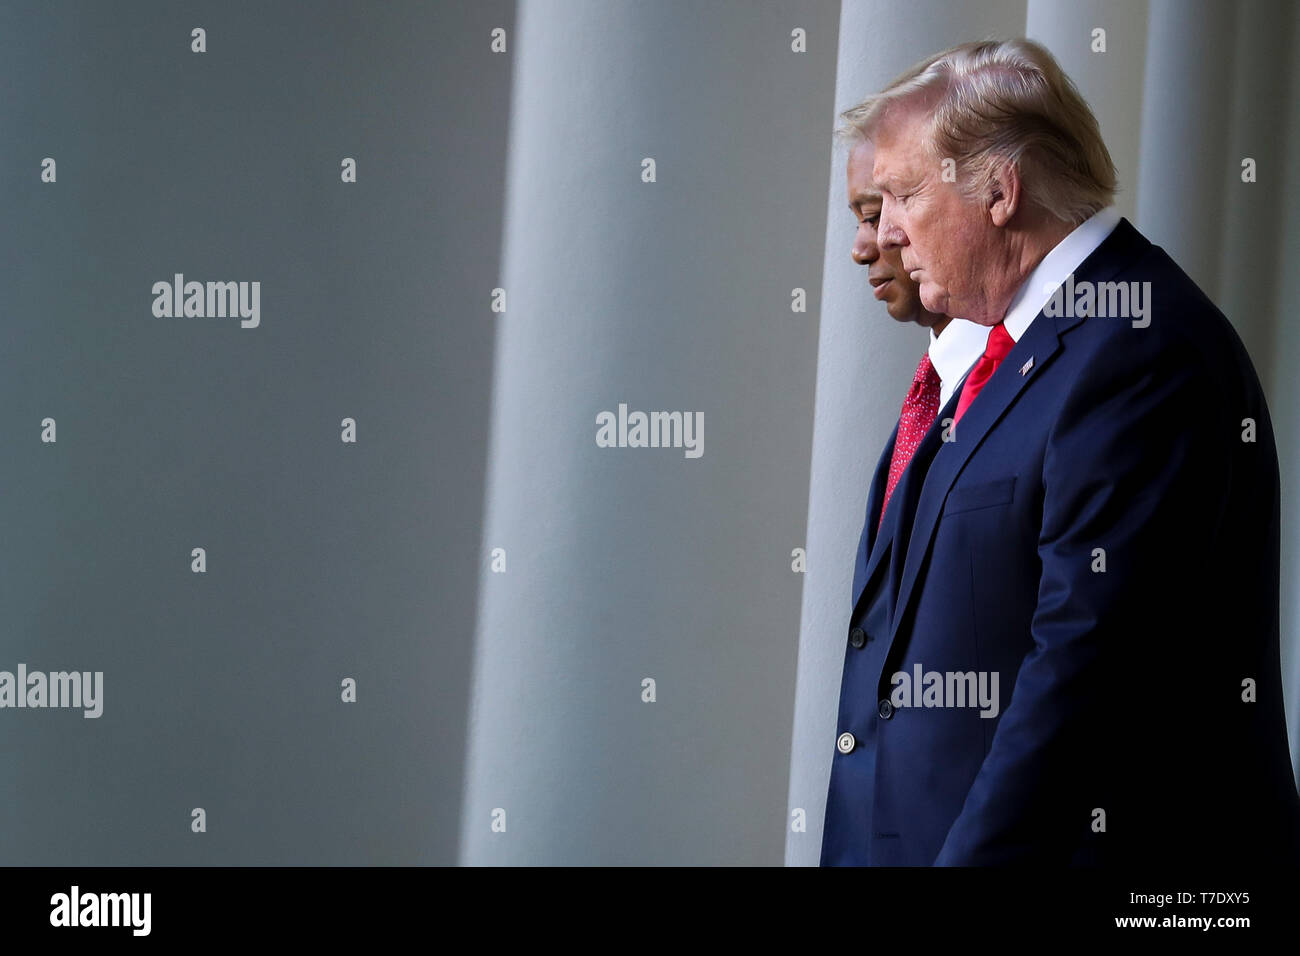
[820,379,962,867]
[821,218,1300,866]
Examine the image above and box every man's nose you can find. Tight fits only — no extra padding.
[852,226,879,265]
[877,201,906,252]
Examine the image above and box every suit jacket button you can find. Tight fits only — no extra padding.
[836,732,856,754]
[849,627,867,648]
[878,699,894,719]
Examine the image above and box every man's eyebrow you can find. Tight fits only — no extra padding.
[875,168,918,195]
[872,164,899,194]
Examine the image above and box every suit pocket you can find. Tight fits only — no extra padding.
[943,476,1016,515]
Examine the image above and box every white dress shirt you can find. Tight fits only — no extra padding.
[928,318,989,407]
[1001,205,1122,343]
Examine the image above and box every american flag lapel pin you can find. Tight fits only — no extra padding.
[1019,356,1035,376]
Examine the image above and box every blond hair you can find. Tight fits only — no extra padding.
[836,38,1117,224]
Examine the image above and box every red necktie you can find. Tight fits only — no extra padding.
[879,352,941,530]
[952,322,1015,425]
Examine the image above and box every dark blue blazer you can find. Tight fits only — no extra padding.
[821,218,1300,866]
[819,378,962,867]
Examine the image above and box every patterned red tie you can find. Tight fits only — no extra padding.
[879,352,941,530]
[952,322,1015,426]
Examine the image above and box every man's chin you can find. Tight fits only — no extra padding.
[919,284,945,316]
[884,295,917,322]
[886,297,925,324]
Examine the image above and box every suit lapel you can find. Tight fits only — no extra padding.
[850,388,959,620]
[846,425,895,616]
[884,217,1149,651]
[861,424,897,566]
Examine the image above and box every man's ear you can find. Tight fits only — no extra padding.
[987,161,1020,227]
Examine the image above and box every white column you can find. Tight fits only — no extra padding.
[460,0,838,864]
[1135,0,1236,300]
[1217,0,1294,380]
[1026,0,1149,223]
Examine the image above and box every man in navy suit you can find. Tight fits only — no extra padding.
[819,137,985,866]
[821,37,1300,866]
